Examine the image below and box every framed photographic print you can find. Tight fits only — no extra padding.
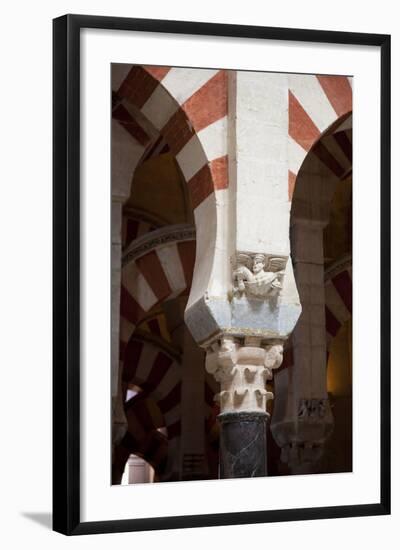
[53,14,391,535]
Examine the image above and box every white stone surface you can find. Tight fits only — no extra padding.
[176,136,207,182]
[161,67,219,105]
[134,343,159,386]
[111,119,144,200]
[122,262,158,312]
[207,188,234,297]
[289,74,338,132]
[156,244,187,298]
[141,85,178,130]
[234,72,291,256]
[176,117,227,182]
[185,72,302,345]
[186,192,217,311]
[197,116,228,160]
[111,63,131,91]
[289,135,308,174]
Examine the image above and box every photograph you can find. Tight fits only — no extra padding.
[52,15,390,534]
[111,64,353,484]
[0,1,396,546]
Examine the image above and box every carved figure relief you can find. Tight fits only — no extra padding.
[232,253,287,298]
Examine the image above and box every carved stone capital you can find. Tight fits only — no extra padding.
[231,252,288,299]
[205,336,283,413]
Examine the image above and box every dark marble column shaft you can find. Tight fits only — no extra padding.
[218,411,268,479]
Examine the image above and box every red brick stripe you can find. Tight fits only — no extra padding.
[334,131,352,163]
[136,251,172,301]
[147,318,162,337]
[142,352,173,393]
[288,170,296,200]
[187,164,214,208]
[119,432,139,453]
[126,395,156,432]
[312,141,346,178]
[120,285,145,325]
[177,241,196,288]
[143,65,171,81]
[182,70,228,133]
[167,420,181,439]
[316,75,352,118]
[143,431,168,468]
[118,66,159,109]
[125,219,139,246]
[112,104,150,146]
[289,90,321,151]
[331,270,352,313]
[210,155,229,190]
[158,382,181,414]
[325,306,341,337]
[162,108,195,155]
[122,339,144,382]
[119,340,127,361]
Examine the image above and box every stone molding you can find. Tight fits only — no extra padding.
[205,336,283,414]
[324,254,352,282]
[231,252,287,299]
[122,224,195,266]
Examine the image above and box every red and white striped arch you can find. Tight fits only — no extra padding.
[122,339,182,441]
[324,258,352,352]
[119,226,196,360]
[288,74,352,199]
[113,423,168,483]
[123,393,169,471]
[122,213,160,249]
[112,64,228,209]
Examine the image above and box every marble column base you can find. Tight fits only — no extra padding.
[218,411,268,479]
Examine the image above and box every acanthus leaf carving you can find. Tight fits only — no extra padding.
[206,336,284,413]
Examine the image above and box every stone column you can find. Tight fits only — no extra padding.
[162,297,206,480]
[271,218,334,474]
[183,71,302,479]
[180,332,206,480]
[111,197,128,456]
[206,336,283,478]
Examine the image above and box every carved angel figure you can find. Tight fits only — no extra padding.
[233,253,285,298]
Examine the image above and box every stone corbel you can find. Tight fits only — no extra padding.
[271,396,334,474]
[280,441,324,474]
[231,252,288,300]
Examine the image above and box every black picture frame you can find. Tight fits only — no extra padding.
[53,14,391,535]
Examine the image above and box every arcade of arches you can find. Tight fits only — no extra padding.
[111,65,352,483]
